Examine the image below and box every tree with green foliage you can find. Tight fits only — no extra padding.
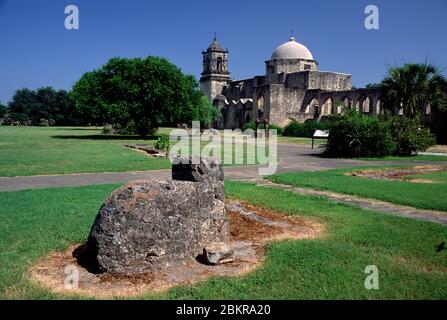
[70,70,108,126]
[365,83,380,89]
[8,88,37,122]
[71,56,220,136]
[8,87,76,125]
[0,101,7,118]
[51,89,77,125]
[381,63,447,120]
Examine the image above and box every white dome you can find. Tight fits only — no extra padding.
[271,37,314,60]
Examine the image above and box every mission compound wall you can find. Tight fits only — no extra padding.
[200,37,387,129]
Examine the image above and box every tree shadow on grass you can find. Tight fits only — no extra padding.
[51,127,102,131]
[51,134,158,141]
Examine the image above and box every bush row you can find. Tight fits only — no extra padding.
[243,121,284,135]
[282,120,330,137]
[324,110,436,157]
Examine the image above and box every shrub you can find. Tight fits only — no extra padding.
[283,120,330,137]
[387,116,436,155]
[242,121,257,131]
[154,135,171,154]
[102,124,114,135]
[282,121,302,137]
[324,110,396,158]
[324,110,437,158]
[243,121,283,135]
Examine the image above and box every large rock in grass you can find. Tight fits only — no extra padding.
[84,157,228,274]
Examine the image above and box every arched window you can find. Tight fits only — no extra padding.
[217,57,223,72]
[363,97,371,113]
[322,98,333,115]
[343,98,349,107]
[376,100,381,114]
[257,94,265,112]
[308,98,319,117]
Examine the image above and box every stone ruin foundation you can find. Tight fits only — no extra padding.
[82,157,229,274]
[29,157,323,298]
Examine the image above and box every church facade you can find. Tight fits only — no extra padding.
[200,36,384,129]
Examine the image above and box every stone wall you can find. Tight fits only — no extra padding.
[308,71,352,91]
[200,75,231,102]
[226,78,255,101]
[285,71,352,91]
[268,85,307,127]
[265,59,317,83]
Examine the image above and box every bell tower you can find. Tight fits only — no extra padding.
[200,36,231,102]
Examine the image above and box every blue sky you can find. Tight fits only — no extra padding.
[0,0,446,103]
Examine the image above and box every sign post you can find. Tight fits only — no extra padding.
[312,130,329,149]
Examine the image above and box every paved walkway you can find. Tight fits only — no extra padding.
[1,142,446,225]
[1,143,445,192]
[253,180,447,225]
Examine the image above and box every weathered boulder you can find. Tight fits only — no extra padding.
[84,157,228,274]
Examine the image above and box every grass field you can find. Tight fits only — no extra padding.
[359,155,447,162]
[0,126,171,177]
[0,126,275,177]
[404,171,447,183]
[277,136,326,146]
[268,166,447,211]
[0,181,446,299]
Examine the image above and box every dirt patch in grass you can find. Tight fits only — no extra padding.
[124,144,167,158]
[427,145,447,154]
[348,166,447,183]
[226,200,322,242]
[393,255,447,275]
[28,200,323,298]
[408,179,436,184]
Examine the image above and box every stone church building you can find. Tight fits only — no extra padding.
[200,36,384,129]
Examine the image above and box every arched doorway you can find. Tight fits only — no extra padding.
[308,98,320,118]
[257,94,265,119]
[322,98,333,115]
[375,100,381,115]
[363,97,371,113]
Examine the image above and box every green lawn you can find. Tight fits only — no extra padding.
[268,166,447,211]
[0,126,275,177]
[359,155,447,162]
[0,126,171,177]
[0,181,446,299]
[277,136,447,161]
[404,171,447,183]
[277,136,326,146]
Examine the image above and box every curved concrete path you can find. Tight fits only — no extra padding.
[255,180,447,225]
[1,142,446,225]
[1,143,446,192]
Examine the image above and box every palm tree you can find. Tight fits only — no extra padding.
[380,63,447,120]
